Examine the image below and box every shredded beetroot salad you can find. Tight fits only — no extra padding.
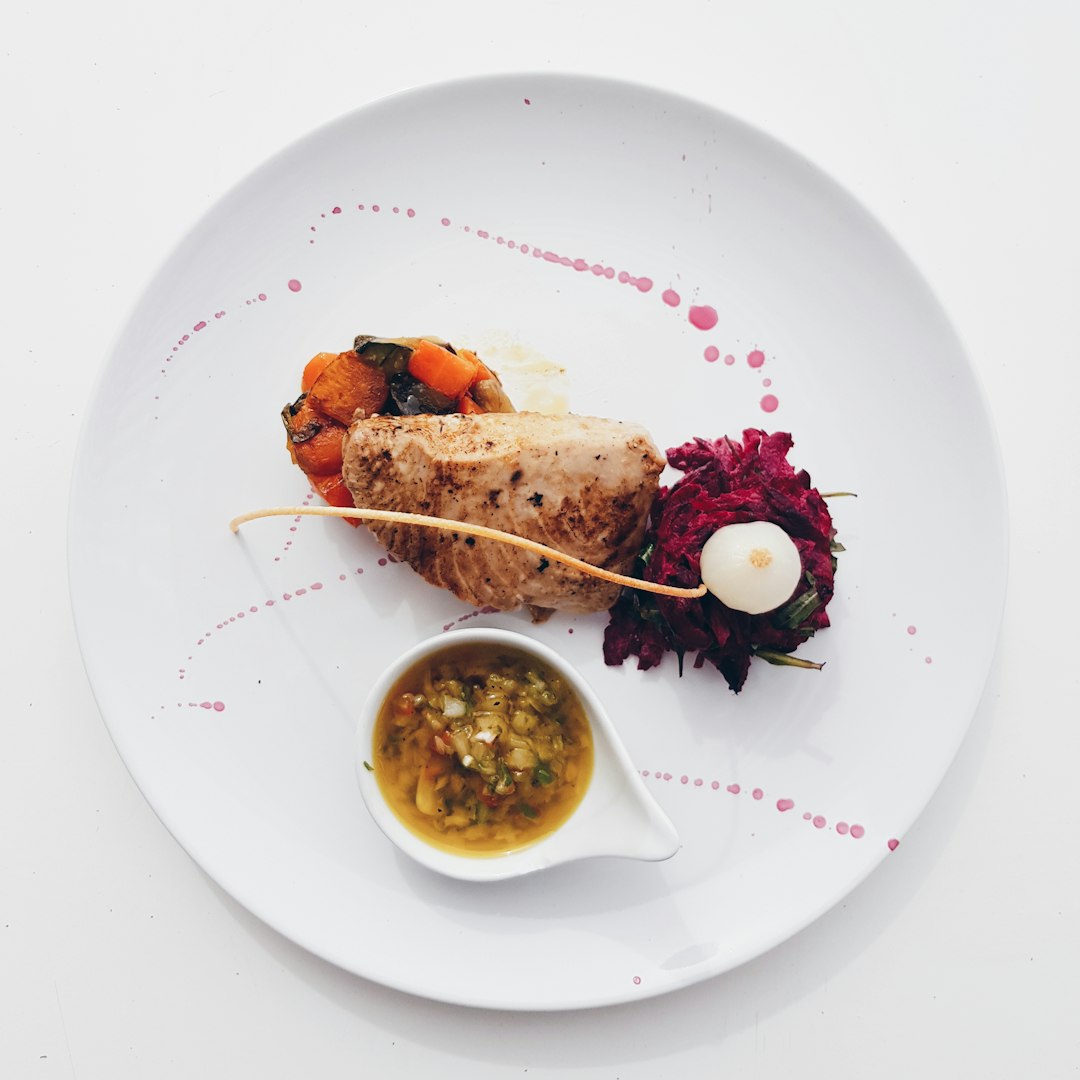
[603,429,842,692]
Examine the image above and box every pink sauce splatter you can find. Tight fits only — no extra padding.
[760,394,779,413]
[726,784,740,794]
[747,349,765,368]
[332,206,342,215]
[688,305,718,331]
[888,838,900,851]
[776,798,795,812]
[193,321,207,332]
[662,288,681,307]
[524,98,531,106]
[287,279,302,293]
[704,345,720,363]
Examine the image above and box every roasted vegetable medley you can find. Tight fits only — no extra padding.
[282,336,515,518]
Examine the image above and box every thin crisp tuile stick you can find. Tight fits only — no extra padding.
[229,505,708,599]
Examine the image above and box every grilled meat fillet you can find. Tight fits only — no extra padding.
[340,412,665,617]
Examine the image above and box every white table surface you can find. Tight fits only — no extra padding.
[4,2,1077,1075]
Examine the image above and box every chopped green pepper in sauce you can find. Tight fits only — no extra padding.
[372,643,594,856]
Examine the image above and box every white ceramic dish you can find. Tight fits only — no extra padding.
[356,628,679,882]
[69,74,1006,1010]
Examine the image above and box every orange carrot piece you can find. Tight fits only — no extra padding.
[457,392,485,415]
[407,340,479,400]
[292,421,345,475]
[308,350,390,425]
[310,473,360,525]
[458,349,493,385]
[302,352,338,393]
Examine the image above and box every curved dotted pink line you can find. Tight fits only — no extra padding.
[639,769,895,848]
[307,198,786,413]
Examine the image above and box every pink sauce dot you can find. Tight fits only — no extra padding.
[760,394,779,413]
[688,304,718,331]
[311,582,323,590]
[723,354,735,366]
[287,279,302,292]
[726,784,740,794]
[747,349,765,368]
[850,824,865,839]
[661,288,681,307]
[378,558,388,567]
[777,798,795,812]
[813,815,826,829]
[711,781,720,790]
[925,656,933,664]
[358,204,365,210]
[213,701,225,713]
[407,208,416,218]
[392,207,400,214]
[372,205,380,213]
[617,270,630,284]
[888,838,900,851]
[662,773,672,781]
[258,293,266,302]
[524,98,531,105]
[907,625,917,635]
[694,778,703,787]
[752,788,763,801]
[332,206,342,214]
[193,321,207,332]
[635,277,653,293]
[762,378,772,387]
[680,775,689,785]
[520,244,529,254]
[641,770,650,778]
[836,821,849,835]
[803,812,812,821]
[441,217,450,226]
[704,345,720,363]
[632,975,641,986]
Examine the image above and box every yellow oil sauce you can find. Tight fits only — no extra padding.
[371,642,593,856]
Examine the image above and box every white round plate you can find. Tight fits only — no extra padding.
[69,74,1007,1010]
